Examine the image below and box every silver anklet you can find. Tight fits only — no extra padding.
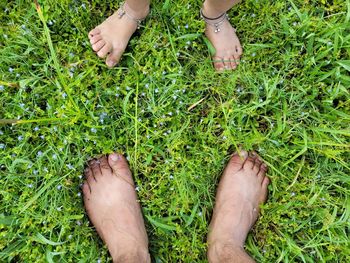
[117,2,147,29]
[200,8,229,33]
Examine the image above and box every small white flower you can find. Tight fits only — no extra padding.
[77,192,81,197]
[126,86,131,91]
[145,83,149,88]
[33,169,38,175]
[291,192,295,197]
[37,151,43,157]
[27,184,33,188]
[91,128,97,133]
[18,135,23,141]
[155,88,159,93]
[293,22,297,26]
[0,85,4,91]
[0,130,3,135]
[185,24,189,29]
[135,186,140,191]
[76,220,82,226]
[251,13,256,17]
[62,92,67,98]
[198,211,202,216]
[169,175,174,179]
[251,52,256,57]
[9,67,14,73]
[66,163,74,169]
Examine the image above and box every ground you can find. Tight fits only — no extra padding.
[0,0,349,262]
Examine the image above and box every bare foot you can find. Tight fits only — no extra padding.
[88,3,149,68]
[207,151,270,263]
[202,2,243,71]
[83,154,150,262]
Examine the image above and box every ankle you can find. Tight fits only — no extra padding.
[202,1,224,18]
[124,1,150,19]
[208,241,254,263]
[112,248,150,263]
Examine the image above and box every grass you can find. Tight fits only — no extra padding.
[0,0,349,262]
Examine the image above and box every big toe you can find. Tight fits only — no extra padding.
[225,150,248,174]
[108,153,134,186]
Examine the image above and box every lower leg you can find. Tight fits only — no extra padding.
[208,241,255,263]
[203,0,240,17]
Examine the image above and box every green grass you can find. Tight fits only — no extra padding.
[0,0,349,262]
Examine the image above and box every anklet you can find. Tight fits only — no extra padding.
[117,2,148,29]
[200,8,229,33]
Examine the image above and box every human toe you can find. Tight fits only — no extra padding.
[228,55,237,70]
[257,163,268,183]
[92,40,106,52]
[213,56,224,71]
[243,154,255,170]
[106,49,123,68]
[225,150,248,174]
[97,43,112,58]
[89,159,102,179]
[89,28,101,37]
[89,34,102,45]
[108,153,134,186]
[223,56,234,70]
[98,155,113,176]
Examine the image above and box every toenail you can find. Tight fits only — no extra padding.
[110,153,119,161]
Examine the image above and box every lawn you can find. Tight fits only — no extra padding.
[0,0,349,262]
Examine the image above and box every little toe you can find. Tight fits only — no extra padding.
[97,43,112,58]
[89,28,101,37]
[213,56,224,71]
[236,45,243,57]
[261,176,270,202]
[99,155,113,176]
[92,40,106,52]
[106,49,123,68]
[243,155,255,170]
[89,34,102,45]
[108,153,134,187]
[82,181,91,196]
